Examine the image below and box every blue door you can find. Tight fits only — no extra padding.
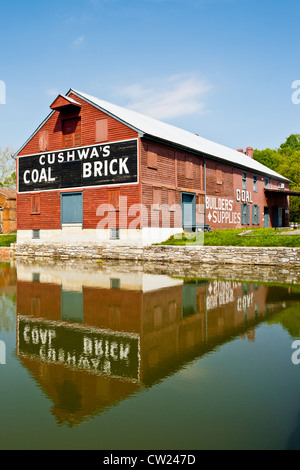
[61,192,83,225]
[182,193,195,231]
[182,284,197,317]
[61,288,84,323]
[264,207,269,228]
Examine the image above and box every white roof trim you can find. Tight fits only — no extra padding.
[70,88,290,183]
[13,109,55,159]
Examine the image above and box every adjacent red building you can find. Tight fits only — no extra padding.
[15,89,290,246]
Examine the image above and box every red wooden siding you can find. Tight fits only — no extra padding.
[39,130,49,152]
[206,160,233,197]
[17,185,142,231]
[142,142,177,188]
[140,139,205,229]
[83,185,141,230]
[17,191,61,230]
[18,92,138,157]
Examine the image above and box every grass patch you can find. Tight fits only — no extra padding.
[157,228,300,247]
[0,233,16,247]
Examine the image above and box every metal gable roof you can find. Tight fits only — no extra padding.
[69,89,290,183]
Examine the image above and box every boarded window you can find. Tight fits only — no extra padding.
[109,188,120,211]
[96,118,108,142]
[62,117,81,148]
[31,194,40,214]
[185,156,193,179]
[147,150,158,169]
[39,130,49,151]
[168,190,176,211]
[153,187,162,207]
[252,205,260,225]
[216,165,222,185]
[241,204,250,225]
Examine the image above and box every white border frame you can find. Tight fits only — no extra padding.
[17,138,139,194]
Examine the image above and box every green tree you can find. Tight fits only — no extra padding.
[2,171,16,188]
[253,148,281,171]
[0,147,16,188]
[254,135,300,222]
[279,134,300,153]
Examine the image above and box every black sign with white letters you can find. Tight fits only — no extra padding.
[18,139,138,193]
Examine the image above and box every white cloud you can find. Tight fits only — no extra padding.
[73,36,85,46]
[116,75,212,120]
[45,88,59,97]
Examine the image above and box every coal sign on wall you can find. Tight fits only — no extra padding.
[17,316,140,382]
[18,139,138,193]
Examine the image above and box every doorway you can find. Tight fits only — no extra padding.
[181,192,196,231]
[264,207,269,228]
[61,192,83,226]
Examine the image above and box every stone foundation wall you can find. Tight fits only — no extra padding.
[12,242,300,267]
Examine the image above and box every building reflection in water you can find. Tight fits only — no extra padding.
[15,262,289,427]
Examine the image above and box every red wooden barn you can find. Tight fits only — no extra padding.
[15,89,290,246]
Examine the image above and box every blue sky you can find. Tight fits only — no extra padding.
[1,0,300,153]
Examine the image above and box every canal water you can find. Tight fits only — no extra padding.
[0,260,300,450]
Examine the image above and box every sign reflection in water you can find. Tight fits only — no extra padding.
[15,263,291,427]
